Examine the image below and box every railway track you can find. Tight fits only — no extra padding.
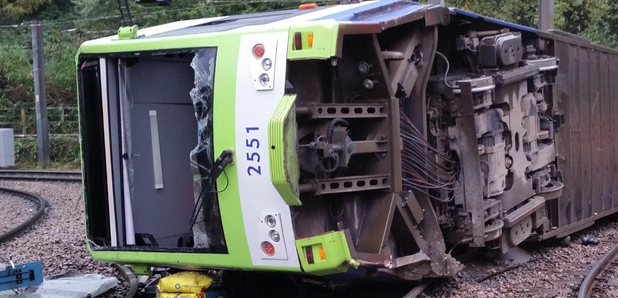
[4,168,618,298]
[0,181,137,297]
[426,220,618,297]
[0,169,81,182]
[0,186,47,243]
[578,241,618,298]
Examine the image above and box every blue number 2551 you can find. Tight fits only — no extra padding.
[245,127,261,176]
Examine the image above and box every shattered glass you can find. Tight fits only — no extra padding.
[189,48,227,252]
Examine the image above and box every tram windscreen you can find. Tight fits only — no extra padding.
[80,49,227,253]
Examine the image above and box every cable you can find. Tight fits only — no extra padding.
[188,170,225,228]
[329,201,344,219]
[0,45,29,49]
[188,150,233,229]
[327,118,349,142]
[435,51,453,88]
[402,181,455,203]
[62,28,118,34]
[217,170,229,193]
[401,156,456,186]
[400,110,458,202]
[87,239,101,248]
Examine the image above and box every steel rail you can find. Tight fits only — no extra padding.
[0,170,81,182]
[114,263,138,298]
[0,187,135,298]
[403,283,428,298]
[577,241,618,298]
[0,186,47,243]
[0,175,82,182]
[0,170,80,175]
[0,186,135,298]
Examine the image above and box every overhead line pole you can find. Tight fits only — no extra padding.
[31,21,50,168]
[429,0,445,5]
[539,0,555,31]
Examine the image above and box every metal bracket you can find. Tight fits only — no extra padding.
[131,264,152,276]
[303,174,391,195]
[456,82,486,247]
[297,103,388,119]
[117,25,139,40]
[0,261,43,292]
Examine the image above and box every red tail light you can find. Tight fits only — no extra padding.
[261,241,275,256]
[253,44,265,59]
[294,32,302,50]
[305,246,314,264]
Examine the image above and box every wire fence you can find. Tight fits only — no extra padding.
[0,0,335,29]
[0,0,336,141]
[0,106,79,136]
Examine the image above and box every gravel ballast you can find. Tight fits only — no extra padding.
[427,220,618,298]
[0,189,37,235]
[4,180,618,298]
[0,181,127,297]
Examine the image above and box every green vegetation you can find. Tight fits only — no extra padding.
[1,0,618,167]
[0,0,311,167]
[442,0,618,48]
[14,137,80,168]
[0,0,309,110]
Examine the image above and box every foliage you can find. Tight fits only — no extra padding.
[0,0,313,111]
[0,0,50,24]
[443,0,618,48]
[2,0,618,167]
[14,136,80,167]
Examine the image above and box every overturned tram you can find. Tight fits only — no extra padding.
[77,0,618,280]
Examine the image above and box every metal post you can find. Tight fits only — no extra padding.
[31,21,50,168]
[429,0,445,5]
[539,0,555,31]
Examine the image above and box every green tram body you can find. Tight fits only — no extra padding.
[77,0,618,280]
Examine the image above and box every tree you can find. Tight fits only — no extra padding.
[1,0,51,23]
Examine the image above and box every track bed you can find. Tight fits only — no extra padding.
[0,180,129,298]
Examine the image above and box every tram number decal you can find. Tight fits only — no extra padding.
[245,127,262,176]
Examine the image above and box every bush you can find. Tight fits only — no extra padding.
[14,136,80,168]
